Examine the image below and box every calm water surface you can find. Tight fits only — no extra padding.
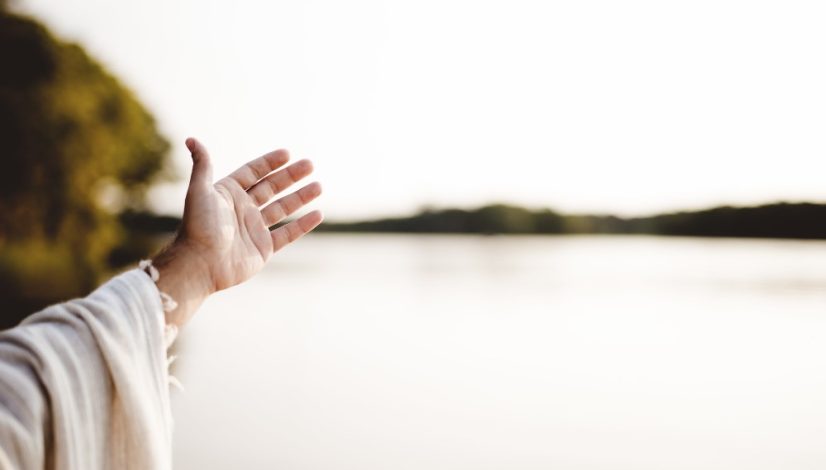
[172,234,826,469]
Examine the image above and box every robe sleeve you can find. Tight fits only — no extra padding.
[0,268,174,470]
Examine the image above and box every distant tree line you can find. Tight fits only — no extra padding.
[316,202,826,240]
[316,205,564,234]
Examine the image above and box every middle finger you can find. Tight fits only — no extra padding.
[247,159,314,206]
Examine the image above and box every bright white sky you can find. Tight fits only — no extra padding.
[16,0,826,219]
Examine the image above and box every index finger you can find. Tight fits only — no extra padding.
[221,149,290,190]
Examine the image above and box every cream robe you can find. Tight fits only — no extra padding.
[0,269,174,469]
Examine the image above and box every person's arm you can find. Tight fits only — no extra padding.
[0,138,322,469]
[151,137,323,328]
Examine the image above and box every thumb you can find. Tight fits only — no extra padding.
[185,137,213,189]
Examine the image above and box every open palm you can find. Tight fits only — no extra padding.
[179,137,322,293]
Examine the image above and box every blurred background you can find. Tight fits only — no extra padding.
[2,0,826,468]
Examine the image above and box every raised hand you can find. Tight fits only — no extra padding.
[153,138,323,327]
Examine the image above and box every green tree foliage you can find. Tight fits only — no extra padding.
[0,11,171,327]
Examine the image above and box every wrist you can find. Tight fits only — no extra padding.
[151,239,214,327]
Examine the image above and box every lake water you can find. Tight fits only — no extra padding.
[171,234,826,469]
